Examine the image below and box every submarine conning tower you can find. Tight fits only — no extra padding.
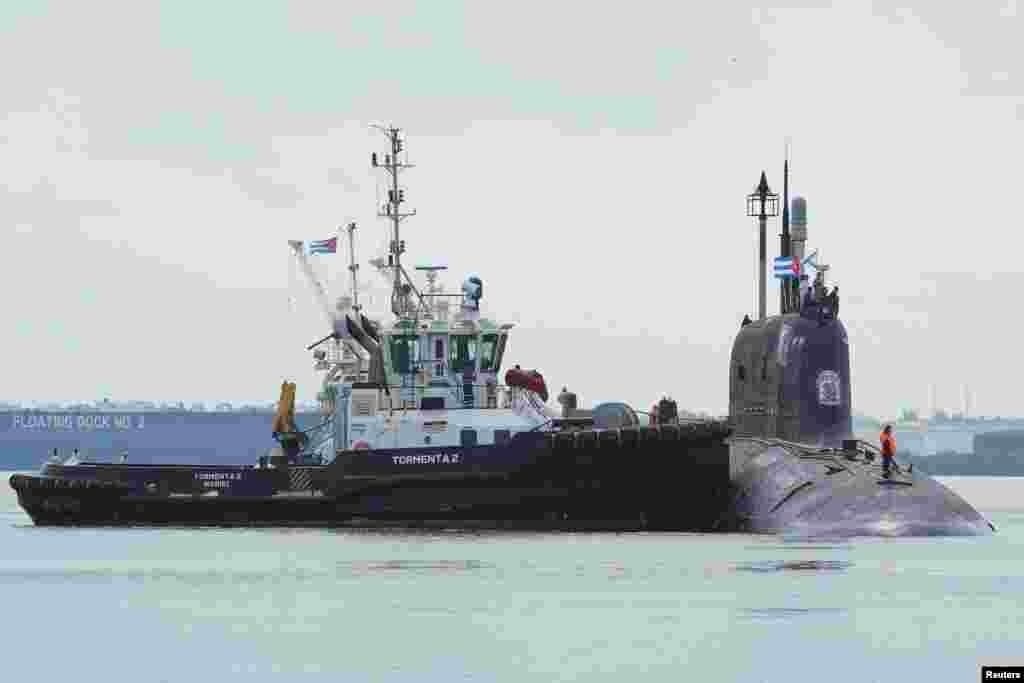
[732,180,851,447]
[729,311,851,447]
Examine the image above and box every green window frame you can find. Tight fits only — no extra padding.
[449,335,478,373]
[389,335,418,374]
[479,334,499,372]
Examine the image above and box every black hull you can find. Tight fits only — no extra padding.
[13,492,714,531]
[10,424,733,531]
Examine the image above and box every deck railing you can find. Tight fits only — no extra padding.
[369,383,528,411]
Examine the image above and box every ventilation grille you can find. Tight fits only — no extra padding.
[289,467,313,491]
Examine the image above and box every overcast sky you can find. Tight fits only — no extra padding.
[2,1,1021,418]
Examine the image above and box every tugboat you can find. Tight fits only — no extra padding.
[10,125,731,530]
[721,161,994,537]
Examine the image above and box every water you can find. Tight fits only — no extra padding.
[2,473,1021,682]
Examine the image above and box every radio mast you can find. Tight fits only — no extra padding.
[371,125,427,318]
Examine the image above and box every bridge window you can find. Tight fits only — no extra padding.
[479,334,499,371]
[495,334,508,370]
[434,338,444,359]
[460,429,478,447]
[737,364,746,382]
[449,335,478,372]
[389,335,418,373]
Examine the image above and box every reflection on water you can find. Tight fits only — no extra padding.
[734,559,853,573]
[741,607,847,620]
[342,559,493,575]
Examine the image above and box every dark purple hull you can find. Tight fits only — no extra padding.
[10,424,734,530]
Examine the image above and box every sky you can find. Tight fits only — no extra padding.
[2,0,1022,418]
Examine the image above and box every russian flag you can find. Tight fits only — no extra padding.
[309,237,337,255]
[773,256,801,279]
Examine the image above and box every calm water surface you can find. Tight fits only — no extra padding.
[1,472,1021,682]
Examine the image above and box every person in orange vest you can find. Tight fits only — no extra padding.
[879,425,897,478]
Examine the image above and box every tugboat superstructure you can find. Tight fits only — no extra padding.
[303,126,556,462]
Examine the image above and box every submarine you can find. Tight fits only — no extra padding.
[721,165,994,537]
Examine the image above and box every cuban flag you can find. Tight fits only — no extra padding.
[309,237,337,255]
[773,255,801,279]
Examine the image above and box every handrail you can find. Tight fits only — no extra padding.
[354,382,522,393]
[854,439,882,455]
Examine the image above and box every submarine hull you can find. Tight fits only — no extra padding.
[725,438,994,537]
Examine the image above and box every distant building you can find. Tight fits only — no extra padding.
[974,431,1024,460]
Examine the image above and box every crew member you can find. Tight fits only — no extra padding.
[798,274,810,308]
[802,284,814,310]
[813,272,825,302]
[880,425,897,478]
[829,287,840,317]
[650,403,658,426]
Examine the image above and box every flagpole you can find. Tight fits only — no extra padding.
[780,155,791,314]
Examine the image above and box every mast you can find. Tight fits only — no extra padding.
[371,125,426,319]
[780,154,791,314]
[747,171,778,321]
[345,221,360,314]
